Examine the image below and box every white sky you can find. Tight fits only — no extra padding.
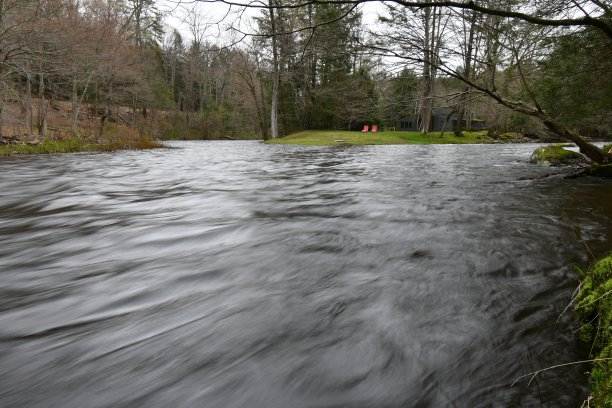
[159,0,385,44]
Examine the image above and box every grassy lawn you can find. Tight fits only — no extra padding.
[265,130,490,146]
[0,137,164,156]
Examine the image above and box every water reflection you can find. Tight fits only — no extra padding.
[0,141,610,407]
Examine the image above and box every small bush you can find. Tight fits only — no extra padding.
[0,134,163,156]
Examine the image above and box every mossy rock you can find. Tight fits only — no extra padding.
[492,132,530,143]
[584,164,612,178]
[498,132,523,139]
[603,144,612,154]
[529,145,589,166]
[575,253,612,406]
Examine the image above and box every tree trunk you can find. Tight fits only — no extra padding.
[441,109,454,137]
[455,12,477,137]
[539,115,610,163]
[0,103,4,140]
[420,7,433,133]
[22,73,32,138]
[269,0,280,139]
[71,73,93,137]
[419,6,442,134]
[100,81,113,137]
[131,96,137,127]
[258,71,270,140]
[37,73,47,138]
[71,78,79,136]
[100,106,108,136]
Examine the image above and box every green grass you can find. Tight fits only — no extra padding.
[575,253,612,407]
[0,137,164,156]
[265,130,490,146]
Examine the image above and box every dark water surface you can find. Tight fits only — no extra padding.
[1,141,611,407]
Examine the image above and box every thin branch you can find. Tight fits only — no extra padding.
[575,289,612,310]
[512,357,612,387]
[185,0,612,38]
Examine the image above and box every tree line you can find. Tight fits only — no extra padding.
[0,0,610,161]
[0,0,379,141]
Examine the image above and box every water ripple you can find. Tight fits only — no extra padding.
[0,141,611,407]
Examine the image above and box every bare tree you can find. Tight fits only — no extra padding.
[377,3,451,133]
[452,9,481,136]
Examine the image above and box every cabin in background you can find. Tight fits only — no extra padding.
[397,107,486,132]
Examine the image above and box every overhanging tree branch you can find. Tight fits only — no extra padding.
[185,0,612,38]
[367,40,610,163]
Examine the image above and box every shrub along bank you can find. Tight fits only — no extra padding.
[575,253,612,406]
[0,126,164,156]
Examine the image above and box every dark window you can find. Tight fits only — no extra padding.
[408,121,412,128]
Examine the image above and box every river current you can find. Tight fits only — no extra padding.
[1,141,611,407]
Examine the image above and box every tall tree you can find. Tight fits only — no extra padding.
[123,0,163,48]
[267,0,281,139]
[452,9,481,136]
[378,3,451,133]
[535,28,612,137]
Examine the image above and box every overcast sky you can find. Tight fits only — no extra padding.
[159,0,385,44]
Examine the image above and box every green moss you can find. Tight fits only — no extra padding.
[591,344,612,407]
[530,144,588,166]
[602,144,612,153]
[585,164,612,178]
[265,130,490,146]
[575,253,612,406]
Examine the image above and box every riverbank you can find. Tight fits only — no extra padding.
[0,123,164,156]
[575,253,612,406]
[0,137,164,156]
[265,130,533,145]
[0,98,265,143]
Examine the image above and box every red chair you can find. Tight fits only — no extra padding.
[371,125,378,133]
[361,125,369,133]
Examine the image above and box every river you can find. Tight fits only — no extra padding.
[1,141,611,407]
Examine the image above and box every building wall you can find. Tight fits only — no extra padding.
[433,116,449,132]
[398,112,486,132]
[470,121,486,130]
[397,117,420,131]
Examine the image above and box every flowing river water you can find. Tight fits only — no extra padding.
[1,141,611,407]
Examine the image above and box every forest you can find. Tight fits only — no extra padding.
[0,0,610,159]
